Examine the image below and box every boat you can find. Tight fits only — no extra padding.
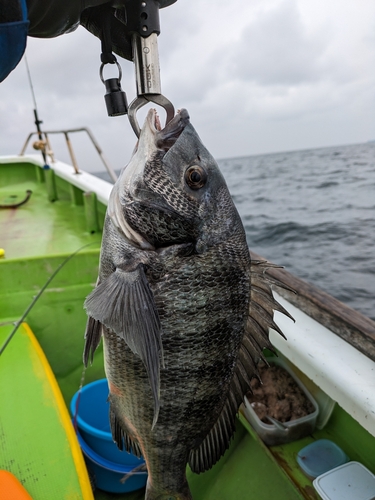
[1,134,375,500]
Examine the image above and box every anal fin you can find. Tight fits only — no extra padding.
[109,404,143,458]
[188,394,237,474]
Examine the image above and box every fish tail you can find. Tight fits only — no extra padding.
[145,479,192,500]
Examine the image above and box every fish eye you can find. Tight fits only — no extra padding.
[185,166,207,190]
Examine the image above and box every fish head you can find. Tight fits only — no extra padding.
[109,108,245,252]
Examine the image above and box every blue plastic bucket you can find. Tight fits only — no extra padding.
[76,427,147,493]
[70,379,144,466]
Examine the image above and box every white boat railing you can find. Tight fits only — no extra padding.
[19,127,118,183]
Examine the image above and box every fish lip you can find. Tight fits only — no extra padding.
[143,108,190,152]
[144,108,161,134]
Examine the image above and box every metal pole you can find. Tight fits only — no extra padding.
[64,132,80,174]
[20,127,118,181]
[85,128,118,183]
[19,132,34,156]
[44,133,55,163]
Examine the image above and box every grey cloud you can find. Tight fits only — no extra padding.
[227,0,329,86]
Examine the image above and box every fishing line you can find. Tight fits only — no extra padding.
[120,463,147,484]
[73,364,88,432]
[0,242,98,356]
[24,53,38,112]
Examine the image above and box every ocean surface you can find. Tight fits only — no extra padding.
[96,141,375,321]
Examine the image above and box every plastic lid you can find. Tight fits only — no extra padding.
[297,439,348,478]
[313,461,375,500]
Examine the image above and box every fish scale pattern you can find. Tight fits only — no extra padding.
[103,239,250,494]
[125,200,197,247]
[143,151,198,219]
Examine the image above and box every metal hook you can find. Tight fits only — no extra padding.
[99,61,123,84]
[128,94,175,137]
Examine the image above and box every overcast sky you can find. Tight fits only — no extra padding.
[1,0,374,173]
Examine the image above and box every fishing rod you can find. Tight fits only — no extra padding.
[24,54,48,165]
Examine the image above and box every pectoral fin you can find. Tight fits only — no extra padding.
[84,264,163,426]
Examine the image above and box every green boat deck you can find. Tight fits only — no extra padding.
[1,158,374,500]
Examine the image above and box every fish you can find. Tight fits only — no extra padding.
[83,109,292,500]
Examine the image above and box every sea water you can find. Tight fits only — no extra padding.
[96,141,375,320]
[218,142,375,321]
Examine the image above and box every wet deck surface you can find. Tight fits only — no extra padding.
[0,162,102,260]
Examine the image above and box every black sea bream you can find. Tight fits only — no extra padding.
[84,109,290,500]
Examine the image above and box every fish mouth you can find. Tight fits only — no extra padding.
[146,108,190,152]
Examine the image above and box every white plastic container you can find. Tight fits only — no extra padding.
[243,357,319,446]
[313,461,375,500]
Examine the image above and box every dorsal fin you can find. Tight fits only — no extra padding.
[188,259,294,473]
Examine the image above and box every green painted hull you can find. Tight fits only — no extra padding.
[1,158,374,499]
